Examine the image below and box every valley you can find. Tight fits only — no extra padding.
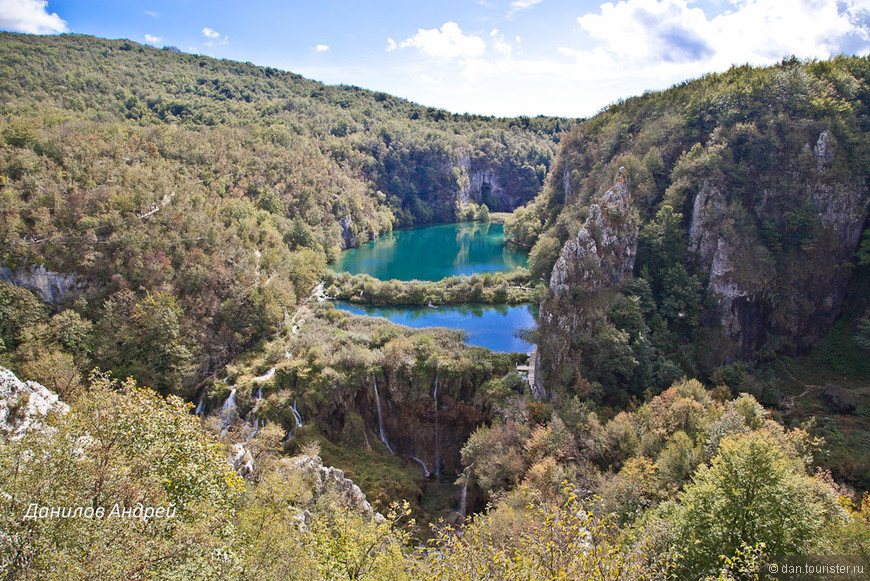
[1,31,869,581]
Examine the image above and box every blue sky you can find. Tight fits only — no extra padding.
[2,0,869,117]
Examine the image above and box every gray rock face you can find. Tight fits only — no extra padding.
[284,454,374,518]
[550,178,638,296]
[687,130,868,356]
[0,265,78,305]
[338,215,357,250]
[819,385,858,414]
[455,154,517,211]
[230,442,255,478]
[0,366,69,442]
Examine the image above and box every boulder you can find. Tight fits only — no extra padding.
[819,385,858,414]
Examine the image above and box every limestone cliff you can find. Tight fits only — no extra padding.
[283,454,376,518]
[532,58,870,389]
[0,366,68,442]
[549,176,638,296]
[687,130,868,356]
[455,154,537,212]
[0,265,79,305]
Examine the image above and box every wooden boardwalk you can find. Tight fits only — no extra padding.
[517,346,544,400]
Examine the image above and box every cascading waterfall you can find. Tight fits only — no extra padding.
[219,388,237,438]
[459,481,468,518]
[194,397,204,416]
[290,399,303,428]
[459,463,474,519]
[434,372,440,476]
[245,387,264,440]
[372,373,394,454]
[252,367,276,383]
[411,456,431,478]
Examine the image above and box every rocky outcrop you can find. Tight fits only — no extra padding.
[455,155,521,212]
[550,176,638,296]
[687,130,868,356]
[230,442,255,478]
[284,454,375,518]
[0,366,69,442]
[338,215,357,250]
[819,385,858,414]
[0,265,78,305]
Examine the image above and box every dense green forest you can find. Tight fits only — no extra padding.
[1,33,870,581]
[509,56,870,397]
[0,32,568,393]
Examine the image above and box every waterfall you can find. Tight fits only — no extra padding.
[219,388,237,437]
[252,367,276,383]
[459,481,468,519]
[459,463,474,519]
[244,387,265,439]
[411,456,431,478]
[290,399,303,428]
[434,372,440,476]
[220,388,237,426]
[194,397,204,416]
[372,374,394,454]
[247,418,259,440]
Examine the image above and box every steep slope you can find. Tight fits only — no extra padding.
[0,33,569,394]
[509,56,870,403]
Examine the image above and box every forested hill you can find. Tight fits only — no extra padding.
[506,55,870,405]
[0,32,568,391]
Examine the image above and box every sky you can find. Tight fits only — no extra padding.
[1,0,869,118]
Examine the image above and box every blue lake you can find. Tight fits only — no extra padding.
[330,222,528,281]
[330,221,535,353]
[334,303,536,354]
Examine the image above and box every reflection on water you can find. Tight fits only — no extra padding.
[330,222,527,281]
[334,302,536,353]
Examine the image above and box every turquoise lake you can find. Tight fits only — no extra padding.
[330,222,528,281]
[329,222,535,353]
[334,303,536,353]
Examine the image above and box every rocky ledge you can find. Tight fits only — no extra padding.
[0,366,69,442]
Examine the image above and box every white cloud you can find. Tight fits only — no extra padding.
[575,0,868,68]
[335,0,870,117]
[508,0,544,17]
[202,27,228,47]
[315,44,329,52]
[490,29,513,58]
[396,22,485,60]
[0,0,67,34]
[144,34,161,45]
[577,0,712,64]
[144,10,159,19]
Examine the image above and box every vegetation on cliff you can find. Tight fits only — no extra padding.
[509,55,870,405]
[2,32,870,580]
[3,370,868,580]
[0,32,567,395]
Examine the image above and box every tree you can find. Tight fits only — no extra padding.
[0,281,46,352]
[427,489,648,580]
[666,430,846,579]
[0,372,244,579]
[528,234,562,281]
[474,203,490,223]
